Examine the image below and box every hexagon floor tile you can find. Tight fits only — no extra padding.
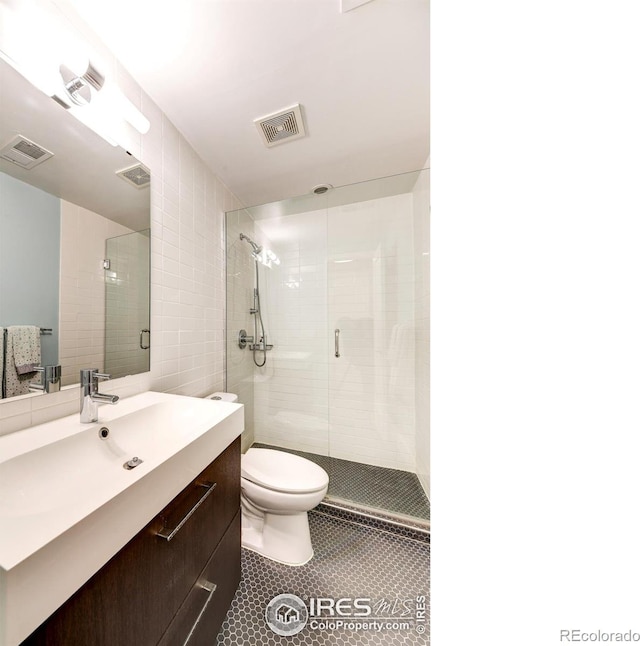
[215,511,430,645]
[253,443,430,522]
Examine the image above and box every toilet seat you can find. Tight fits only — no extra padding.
[242,448,329,494]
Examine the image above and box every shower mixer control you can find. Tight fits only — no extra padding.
[238,329,254,349]
[238,329,273,351]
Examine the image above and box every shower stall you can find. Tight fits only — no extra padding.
[226,169,429,526]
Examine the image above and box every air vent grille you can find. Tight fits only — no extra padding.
[14,140,47,160]
[116,163,151,189]
[261,112,298,143]
[0,135,54,169]
[254,104,306,148]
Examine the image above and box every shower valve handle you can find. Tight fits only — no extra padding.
[238,329,254,349]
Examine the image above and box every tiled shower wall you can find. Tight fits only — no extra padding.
[252,194,417,473]
[0,4,243,434]
[413,170,430,498]
[253,211,330,455]
[225,212,261,451]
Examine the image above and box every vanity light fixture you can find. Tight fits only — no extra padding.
[53,60,150,145]
[58,61,104,105]
[0,0,150,147]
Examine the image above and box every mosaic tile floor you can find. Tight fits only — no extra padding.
[253,443,430,522]
[215,511,430,645]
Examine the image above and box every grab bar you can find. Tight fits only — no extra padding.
[335,328,340,358]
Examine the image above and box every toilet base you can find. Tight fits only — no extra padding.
[241,506,314,566]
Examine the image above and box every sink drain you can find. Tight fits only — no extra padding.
[124,457,144,470]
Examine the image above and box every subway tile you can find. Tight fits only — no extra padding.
[0,413,33,437]
[31,400,79,426]
[0,396,34,419]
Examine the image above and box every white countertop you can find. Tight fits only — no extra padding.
[0,391,244,646]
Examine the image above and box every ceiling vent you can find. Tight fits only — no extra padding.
[0,135,54,170]
[116,163,151,189]
[254,104,306,148]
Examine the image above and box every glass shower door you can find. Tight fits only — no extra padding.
[104,229,150,379]
[325,181,427,520]
[231,197,332,458]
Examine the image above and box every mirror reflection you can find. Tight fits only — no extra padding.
[0,57,150,400]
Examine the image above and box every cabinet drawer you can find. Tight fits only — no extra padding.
[22,437,240,646]
[158,511,241,646]
[151,436,240,601]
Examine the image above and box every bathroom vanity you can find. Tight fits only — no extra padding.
[22,438,240,646]
[0,392,244,646]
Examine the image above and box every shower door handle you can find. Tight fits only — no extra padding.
[140,329,150,350]
[335,329,340,358]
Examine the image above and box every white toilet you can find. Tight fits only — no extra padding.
[204,392,329,566]
[241,448,329,566]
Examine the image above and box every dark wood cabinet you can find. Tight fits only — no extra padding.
[22,437,241,646]
[158,514,240,646]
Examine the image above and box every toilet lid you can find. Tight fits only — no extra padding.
[241,449,329,494]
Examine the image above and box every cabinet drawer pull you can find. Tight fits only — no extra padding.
[183,580,217,645]
[156,482,217,542]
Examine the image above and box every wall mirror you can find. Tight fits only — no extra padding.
[0,57,150,400]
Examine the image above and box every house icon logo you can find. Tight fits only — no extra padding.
[266,594,308,636]
[276,604,300,624]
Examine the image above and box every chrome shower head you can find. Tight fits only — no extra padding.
[240,233,263,254]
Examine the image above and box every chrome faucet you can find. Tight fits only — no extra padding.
[29,364,62,394]
[80,369,119,423]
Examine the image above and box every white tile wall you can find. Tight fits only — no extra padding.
[253,211,330,455]
[0,9,243,435]
[0,372,151,438]
[145,113,239,400]
[225,211,259,451]
[413,169,430,498]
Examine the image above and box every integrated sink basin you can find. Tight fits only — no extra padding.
[0,391,244,646]
[1,401,221,519]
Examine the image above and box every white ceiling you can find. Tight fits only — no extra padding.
[59,0,429,208]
